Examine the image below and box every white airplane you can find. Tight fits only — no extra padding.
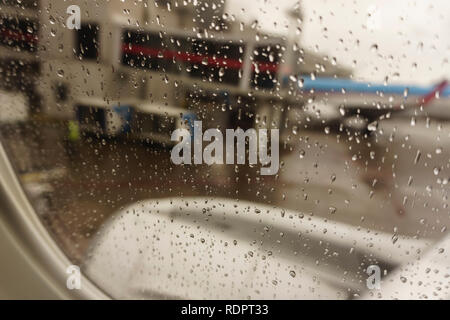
[298,77,450,129]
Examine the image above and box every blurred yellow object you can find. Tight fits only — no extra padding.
[68,120,80,142]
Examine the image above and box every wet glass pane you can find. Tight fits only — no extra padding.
[0,0,450,299]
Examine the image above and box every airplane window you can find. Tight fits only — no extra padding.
[0,0,450,300]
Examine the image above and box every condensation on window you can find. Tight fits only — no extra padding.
[0,0,449,300]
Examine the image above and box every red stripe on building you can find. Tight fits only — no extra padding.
[0,29,38,44]
[122,43,279,73]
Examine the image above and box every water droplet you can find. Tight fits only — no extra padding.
[414,150,421,164]
[367,121,378,132]
[392,234,398,244]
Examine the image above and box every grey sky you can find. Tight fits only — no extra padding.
[226,0,450,85]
